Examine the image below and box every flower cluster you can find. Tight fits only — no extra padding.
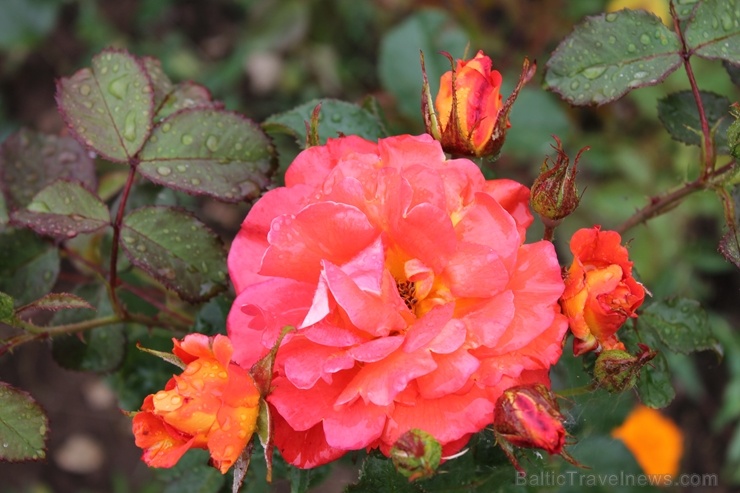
[131,334,260,473]
[226,133,568,467]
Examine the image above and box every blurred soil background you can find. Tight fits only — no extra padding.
[0,0,739,492]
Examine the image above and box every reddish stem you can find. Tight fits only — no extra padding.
[108,164,138,318]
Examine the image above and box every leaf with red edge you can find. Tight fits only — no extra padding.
[0,128,96,210]
[16,292,94,316]
[120,206,228,302]
[685,0,740,65]
[141,56,174,112]
[0,382,49,462]
[155,81,224,122]
[11,180,110,240]
[137,109,274,202]
[56,48,154,162]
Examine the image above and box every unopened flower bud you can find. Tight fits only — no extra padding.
[531,136,587,222]
[493,384,581,472]
[594,344,657,393]
[390,429,442,482]
[421,50,535,159]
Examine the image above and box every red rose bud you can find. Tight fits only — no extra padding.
[493,384,581,472]
[421,50,535,158]
[531,136,587,223]
[594,344,657,393]
[390,429,442,482]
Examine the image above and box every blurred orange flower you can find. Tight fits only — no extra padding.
[612,405,683,478]
[607,0,671,25]
[132,334,260,473]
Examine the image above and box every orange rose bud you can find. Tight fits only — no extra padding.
[132,334,260,474]
[594,344,657,393]
[493,384,580,472]
[560,226,647,356]
[531,136,587,223]
[421,50,535,158]
[390,429,442,482]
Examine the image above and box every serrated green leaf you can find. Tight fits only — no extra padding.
[685,0,740,64]
[0,128,96,209]
[675,0,701,20]
[657,90,733,154]
[56,48,155,162]
[378,9,468,121]
[120,206,227,302]
[263,99,386,148]
[155,449,225,493]
[641,297,720,355]
[50,284,125,373]
[635,352,675,408]
[11,180,110,240]
[154,82,223,122]
[347,456,425,493]
[138,109,274,202]
[141,56,174,112]
[0,229,59,306]
[545,9,681,106]
[193,294,231,336]
[0,382,48,462]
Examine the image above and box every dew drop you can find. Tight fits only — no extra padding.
[608,35,617,44]
[176,164,187,172]
[181,134,193,145]
[234,142,243,151]
[639,33,651,45]
[79,84,91,96]
[206,135,219,152]
[136,244,146,252]
[123,112,137,142]
[582,65,606,79]
[627,43,637,53]
[162,122,172,133]
[570,80,580,90]
[633,71,648,79]
[108,76,128,100]
[722,15,734,31]
[157,166,172,176]
[2,443,7,448]
[605,12,618,22]
[191,178,201,186]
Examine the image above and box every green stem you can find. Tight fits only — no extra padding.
[3,314,121,352]
[556,383,596,398]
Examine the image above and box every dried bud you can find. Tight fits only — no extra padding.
[594,344,657,393]
[493,384,582,472]
[421,50,535,159]
[531,136,587,223]
[390,429,442,482]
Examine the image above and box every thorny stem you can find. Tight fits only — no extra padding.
[672,2,715,177]
[108,163,138,319]
[2,314,120,355]
[556,383,597,399]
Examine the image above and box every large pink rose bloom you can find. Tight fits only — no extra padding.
[227,134,567,468]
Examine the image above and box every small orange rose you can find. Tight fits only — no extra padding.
[132,334,260,473]
[560,226,646,355]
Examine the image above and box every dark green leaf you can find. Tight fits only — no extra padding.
[724,60,740,87]
[657,90,733,154]
[141,56,174,112]
[685,0,740,64]
[16,292,94,315]
[0,128,96,209]
[378,9,468,121]
[0,0,59,50]
[155,82,223,122]
[0,229,59,306]
[635,352,675,408]
[50,284,125,373]
[729,103,740,159]
[155,449,225,493]
[347,456,425,493]
[0,291,14,323]
[193,294,231,336]
[545,9,681,106]
[674,0,700,20]
[264,99,386,148]
[138,109,274,203]
[56,48,155,162]
[641,297,720,355]
[0,382,48,462]
[11,180,110,239]
[120,206,227,302]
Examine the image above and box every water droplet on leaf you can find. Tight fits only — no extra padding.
[156,166,172,176]
[181,134,193,145]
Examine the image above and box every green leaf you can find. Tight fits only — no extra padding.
[263,99,386,148]
[378,9,468,121]
[154,82,223,122]
[674,0,701,20]
[193,294,231,336]
[155,449,225,493]
[137,109,274,203]
[640,297,720,355]
[0,128,96,209]
[0,291,14,323]
[729,103,740,159]
[685,0,740,64]
[16,292,94,315]
[347,456,425,493]
[120,206,228,302]
[11,180,110,240]
[50,284,125,373]
[724,60,740,87]
[635,351,675,408]
[0,0,59,50]
[56,48,155,162]
[657,90,733,154]
[0,382,48,462]
[141,56,174,113]
[545,9,681,106]
[0,229,59,306]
